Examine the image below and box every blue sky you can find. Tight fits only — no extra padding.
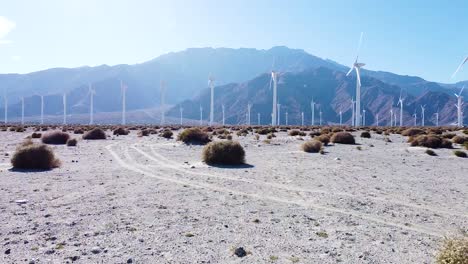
[0,0,467,83]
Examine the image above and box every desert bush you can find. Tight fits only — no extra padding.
[464,141,468,150]
[401,128,425,137]
[442,133,456,139]
[41,131,70,145]
[66,138,77,146]
[113,127,129,136]
[360,131,371,138]
[452,136,467,144]
[289,130,306,136]
[160,130,173,139]
[137,129,150,137]
[410,135,452,149]
[226,135,233,140]
[453,150,467,158]
[83,128,106,140]
[15,126,25,132]
[331,132,355,144]
[74,128,84,134]
[315,134,330,146]
[202,141,245,165]
[31,132,42,139]
[425,149,437,156]
[435,236,468,264]
[177,128,211,144]
[301,140,322,153]
[11,142,61,170]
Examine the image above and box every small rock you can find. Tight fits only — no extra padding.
[334,157,341,161]
[127,258,133,263]
[45,248,55,255]
[15,199,28,205]
[90,247,101,254]
[190,165,195,169]
[4,249,10,254]
[234,247,247,258]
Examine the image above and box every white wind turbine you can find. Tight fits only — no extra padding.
[454,86,464,127]
[311,98,316,125]
[63,93,67,125]
[376,114,379,126]
[88,84,95,125]
[397,90,404,127]
[257,113,260,125]
[21,96,24,125]
[301,112,304,126]
[277,103,281,125]
[451,57,468,79]
[413,111,417,126]
[285,111,288,126]
[351,97,355,126]
[434,111,439,127]
[346,32,366,127]
[159,80,166,125]
[121,80,128,125]
[339,109,342,126]
[319,107,323,126]
[421,105,426,126]
[390,104,394,126]
[208,75,215,126]
[269,61,283,126]
[362,109,366,126]
[199,105,203,126]
[222,104,225,126]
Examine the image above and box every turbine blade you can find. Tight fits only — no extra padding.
[356,69,362,87]
[460,85,465,95]
[269,75,273,90]
[451,57,468,79]
[346,67,354,76]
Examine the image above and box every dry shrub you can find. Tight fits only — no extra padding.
[289,130,306,136]
[442,133,457,139]
[66,138,78,146]
[177,128,211,144]
[425,149,437,156]
[31,132,42,139]
[11,141,61,170]
[15,126,25,132]
[137,129,150,137]
[453,150,467,158]
[401,128,425,137]
[435,236,468,264]
[41,131,70,145]
[113,127,129,136]
[301,140,322,153]
[202,141,245,165]
[74,128,84,134]
[360,131,371,138]
[331,132,355,144]
[315,134,330,146]
[160,130,173,139]
[464,142,468,150]
[83,128,106,140]
[410,135,452,149]
[452,136,467,145]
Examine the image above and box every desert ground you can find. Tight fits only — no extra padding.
[0,127,467,263]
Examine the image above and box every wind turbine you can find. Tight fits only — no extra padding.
[21,96,24,125]
[434,111,439,127]
[397,90,404,127]
[421,105,426,126]
[88,84,95,125]
[222,104,225,126]
[346,32,366,127]
[351,97,355,126]
[413,111,417,126]
[277,103,281,125]
[311,98,316,125]
[339,109,342,126]
[319,108,323,126]
[159,80,166,125]
[208,75,215,126]
[40,95,44,125]
[270,70,279,126]
[179,106,183,125]
[376,114,379,126]
[451,57,468,79]
[454,86,464,127]
[63,93,67,125]
[199,105,203,126]
[390,104,394,127]
[258,113,260,125]
[362,109,366,126]
[285,111,288,126]
[301,112,304,126]
[121,80,128,125]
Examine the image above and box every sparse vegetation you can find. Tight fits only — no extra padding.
[113,127,129,136]
[315,134,330,146]
[66,138,78,146]
[11,141,61,170]
[31,132,42,138]
[83,128,106,140]
[410,135,452,149]
[331,132,355,144]
[160,130,173,139]
[435,236,468,264]
[453,150,467,158]
[452,136,467,145]
[177,128,211,144]
[202,141,245,165]
[289,130,306,136]
[401,128,425,137]
[41,131,70,145]
[301,140,322,153]
[425,149,437,156]
[360,131,371,138]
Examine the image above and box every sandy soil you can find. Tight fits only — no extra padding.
[0,129,467,263]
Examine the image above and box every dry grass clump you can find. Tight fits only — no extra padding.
[464,142,468,150]
[301,140,323,153]
[289,130,306,136]
[331,132,355,144]
[137,129,150,137]
[74,128,84,134]
[360,131,371,138]
[15,126,25,132]
[66,138,78,146]
[435,236,468,264]
[452,136,467,145]
[177,128,211,145]
[425,149,437,156]
[315,134,330,146]
[442,133,457,139]
[31,132,42,139]
[11,140,61,170]
[202,141,245,165]
[401,128,425,137]
[83,128,106,140]
[409,135,452,149]
[41,131,70,145]
[159,130,173,139]
[453,150,467,158]
[113,127,129,136]
[255,127,276,135]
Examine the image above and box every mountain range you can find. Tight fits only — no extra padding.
[0,46,466,125]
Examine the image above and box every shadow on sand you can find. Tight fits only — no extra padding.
[207,163,254,169]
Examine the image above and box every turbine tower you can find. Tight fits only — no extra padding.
[351,97,355,126]
[376,114,379,126]
[397,90,404,127]
[346,32,366,127]
[285,111,288,126]
[301,112,304,126]
[63,93,67,125]
[362,109,366,126]
[277,103,281,125]
[413,112,417,126]
[435,112,439,127]
[421,105,426,126]
[199,105,203,126]
[160,80,166,125]
[390,105,394,127]
[88,84,95,125]
[311,98,316,125]
[258,113,260,125]
[339,109,342,126]
[40,95,44,125]
[319,108,323,126]
[454,86,464,127]
[121,80,127,125]
[208,75,215,126]
[271,71,279,126]
[222,104,225,126]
